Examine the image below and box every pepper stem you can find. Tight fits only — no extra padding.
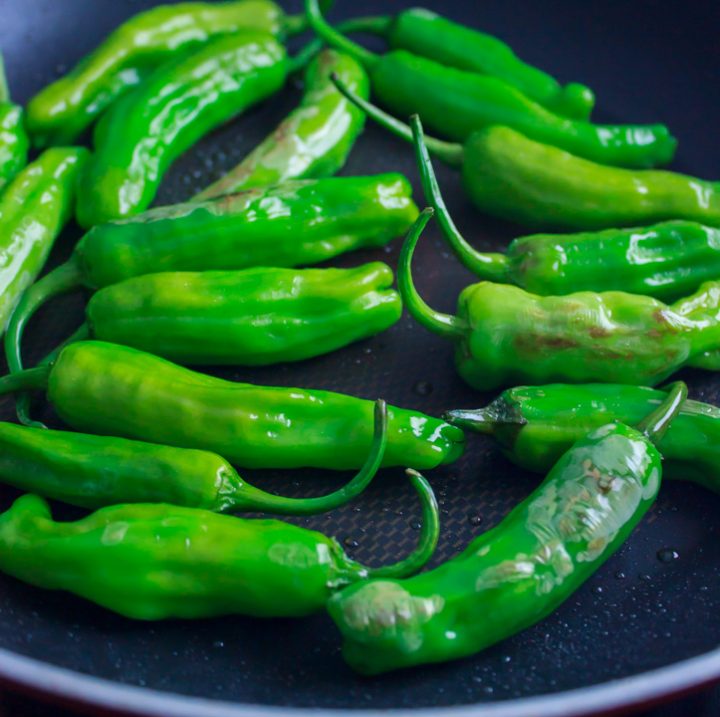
[636,381,687,445]
[365,469,439,579]
[0,52,9,103]
[0,366,51,397]
[410,115,509,281]
[234,400,389,515]
[305,0,378,68]
[398,208,468,340]
[331,74,463,167]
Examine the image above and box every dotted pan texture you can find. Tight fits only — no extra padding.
[0,0,719,711]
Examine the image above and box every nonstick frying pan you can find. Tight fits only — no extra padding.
[0,0,719,715]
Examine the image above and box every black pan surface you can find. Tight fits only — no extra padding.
[0,0,719,714]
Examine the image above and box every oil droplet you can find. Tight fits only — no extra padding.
[501,655,512,664]
[352,506,362,513]
[657,548,679,563]
[639,573,653,582]
[409,520,422,531]
[483,686,494,695]
[593,585,603,595]
[213,640,225,648]
[344,537,359,549]
[468,514,483,527]
[383,244,393,254]
[413,380,433,396]
[615,570,626,580]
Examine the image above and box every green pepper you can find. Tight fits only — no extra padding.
[410,115,720,302]
[399,209,720,391]
[345,9,594,119]
[25,0,318,148]
[307,0,674,168]
[77,31,292,228]
[60,263,400,366]
[196,48,369,200]
[0,147,88,335]
[6,174,417,377]
[0,341,464,470]
[0,400,396,513]
[445,384,720,495]
[0,53,29,192]
[328,382,686,674]
[0,465,438,620]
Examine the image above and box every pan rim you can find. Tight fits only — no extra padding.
[0,643,718,716]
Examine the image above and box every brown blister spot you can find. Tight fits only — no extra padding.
[588,327,611,338]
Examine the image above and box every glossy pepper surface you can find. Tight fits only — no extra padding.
[6,174,418,373]
[328,383,686,674]
[307,0,674,168]
[349,9,594,119]
[77,31,288,227]
[0,400,395,513]
[196,49,369,199]
[81,263,401,365]
[0,148,88,333]
[0,54,29,192]
[0,341,464,470]
[400,209,720,391]
[446,384,720,494]
[25,0,310,148]
[0,468,439,620]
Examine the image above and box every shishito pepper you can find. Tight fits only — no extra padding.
[399,209,720,391]
[0,341,464,470]
[0,53,29,192]
[6,174,418,377]
[0,465,438,620]
[77,31,291,227]
[62,263,401,365]
[0,148,88,334]
[26,0,314,148]
[307,0,675,168]
[0,400,393,513]
[328,383,686,674]
[196,48,369,200]
[345,9,594,119]
[445,384,720,494]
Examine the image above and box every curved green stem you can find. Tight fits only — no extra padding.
[233,400,388,515]
[637,381,687,444]
[0,366,51,397]
[399,208,468,340]
[364,469,439,579]
[410,115,509,280]
[330,74,463,167]
[0,52,9,103]
[304,0,378,68]
[286,38,324,75]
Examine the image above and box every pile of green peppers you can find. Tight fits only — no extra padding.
[0,0,717,683]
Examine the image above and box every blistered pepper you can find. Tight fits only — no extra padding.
[25,0,314,148]
[328,383,685,674]
[0,341,464,470]
[0,465,438,620]
[0,53,29,192]
[308,0,674,168]
[77,31,291,227]
[399,209,720,391]
[196,49,369,199]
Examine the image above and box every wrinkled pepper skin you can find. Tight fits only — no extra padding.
[25,0,292,148]
[86,263,401,365]
[445,384,720,494]
[371,8,594,120]
[0,107,29,193]
[196,49,369,199]
[1,341,464,470]
[77,32,288,227]
[329,399,675,673]
[0,148,88,332]
[306,0,674,169]
[401,210,720,391]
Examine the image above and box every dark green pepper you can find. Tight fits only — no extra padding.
[0,465,438,620]
[25,0,315,148]
[307,0,674,168]
[196,49,369,199]
[6,174,418,377]
[445,384,720,494]
[0,400,395,513]
[346,9,594,119]
[77,31,291,227]
[0,341,464,470]
[400,209,720,391]
[328,382,685,674]
[0,54,29,192]
[66,263,401,365]
[0,148,88,334]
